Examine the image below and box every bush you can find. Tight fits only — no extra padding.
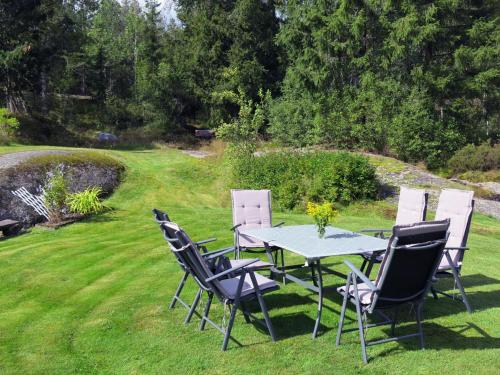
[67,187,107,215]
[448,142,500,173]
[0,108,20,144]
[44,170,69,223]
[231,151,378,210]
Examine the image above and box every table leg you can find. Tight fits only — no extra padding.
[312,258,323,339]
[264,243,279,280]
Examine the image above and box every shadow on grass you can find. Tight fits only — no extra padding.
[339,321,500,363]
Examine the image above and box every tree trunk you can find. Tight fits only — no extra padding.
[40,66,49,115]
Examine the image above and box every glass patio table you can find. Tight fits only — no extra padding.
[240,224,389,338]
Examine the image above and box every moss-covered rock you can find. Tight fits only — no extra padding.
[0,151,125,227]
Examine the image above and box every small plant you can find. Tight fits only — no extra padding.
[66,187,107,215]
[44,169,69,223]
[306,201,338,238]
[0,108,20,144]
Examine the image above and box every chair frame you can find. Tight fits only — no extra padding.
[167,223,278,351]
[359,190,429,276]
[430,200,474,313]
[336,222,449,364]
[153,209,227,321]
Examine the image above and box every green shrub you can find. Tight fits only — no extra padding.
[66,187,107,215]
[231,151,378,210]
[0,108,20,144]
[448,142,500,173]
[44,170,69,222]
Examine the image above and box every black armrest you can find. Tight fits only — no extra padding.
[230,223,242,232]
[201,247,235,260]
[344,260,379,292]
[195,238,217,246]
[205,259,259,282]
[273,221,285,227]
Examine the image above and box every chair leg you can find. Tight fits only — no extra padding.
[170,271,189,309]
[199,292,214,331]
[222,301,239,351]
[336,273,351,346]
[240,301,251,323]
[430,286,438,299]
[184,288,202,324]
[360,258,367,273]
[249,272,276,341]
[451,269,472,313]
[390,307,399,336]
[415,303,425,349]
[353,278,368,364]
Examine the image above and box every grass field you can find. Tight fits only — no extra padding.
[0,145,499,374]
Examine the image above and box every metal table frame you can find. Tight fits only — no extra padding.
[240,225,388,338]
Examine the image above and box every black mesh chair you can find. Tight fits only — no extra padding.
[163,221,279,351]
[336,219,450,364]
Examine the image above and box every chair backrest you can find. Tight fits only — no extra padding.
[370,219,450,311]
[231,189,272,248]
[395,186,428,225]
[162,221,229,301]
[434,189,474,268]
[152,208,170,223]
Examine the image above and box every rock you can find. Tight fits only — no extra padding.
[0,151,124,228]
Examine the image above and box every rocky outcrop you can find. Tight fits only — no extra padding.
[0,150,124,227]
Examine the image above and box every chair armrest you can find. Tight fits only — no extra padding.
[444,247,469,251]
[201,247,235,260]
[230,223,242,232]
[360,228,391,233]
[205,259,259,282]
[273,221,285,227]
[344,260,379,292]
[195,238,217,246]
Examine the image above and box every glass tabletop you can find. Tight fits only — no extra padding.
[240,225,389,259]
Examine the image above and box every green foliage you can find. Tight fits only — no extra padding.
[0,108,19,144]
[44,170,69,222]
[269,0,499,167]
[216,88,270,162]
[231,151,378,210]
[18,151,125,174]
[66,187,107,215]
[448,142,500,174]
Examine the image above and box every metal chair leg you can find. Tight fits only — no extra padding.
[415,303,425,349]
[336,273,352,346]
[451,270,472,313]
[222,301,239,351]
[353,278,368,364]
[199,292,213,331]
[170,271,189,309]
[390,308,398,336]
[249,272,276,342]
[184,288,202,324]
[240,301,251,323]
[430,286,438,299]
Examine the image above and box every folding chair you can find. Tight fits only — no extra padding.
[153,209,224,322]
[163,221,279,351]
[431,189,474,313]
[360,186,428,276]
[337,219,450,364]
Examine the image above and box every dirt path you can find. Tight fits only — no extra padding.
[0,150,71,170]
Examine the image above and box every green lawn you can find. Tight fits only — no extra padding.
[1,145,499,374]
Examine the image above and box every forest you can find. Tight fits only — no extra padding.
[1,0,499,167]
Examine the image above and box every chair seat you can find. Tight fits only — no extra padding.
[220,273,278,299]
[230,259,273,269]
[337,282,375,305]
